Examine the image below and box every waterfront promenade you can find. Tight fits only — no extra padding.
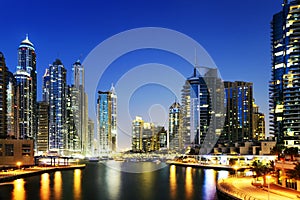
[217,176,300,200]
[0,164,85,183]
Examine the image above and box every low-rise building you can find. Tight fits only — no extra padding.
[0,139,34,167]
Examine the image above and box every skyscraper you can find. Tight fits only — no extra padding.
[181,67,210,146]
[42,68,50,103]
[221,81,253,143]
[15,35,37,141]
[36,101,49,155]
[0,52,8,139]
[168,101,182,151]
[6,71,18,138]
[270,0,300,147]
[49,59,67,154]
[71,60,88,155]
[252,103,265,141]
[97,85,117,154]
[132,116,144,152]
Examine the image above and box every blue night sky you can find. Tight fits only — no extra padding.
[1,0,282,149]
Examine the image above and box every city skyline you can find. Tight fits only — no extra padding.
[0,0,282,149]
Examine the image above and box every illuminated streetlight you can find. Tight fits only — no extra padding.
[234,165,239,177]
[266,175,271,200]
[76,159,79,165]
[16,162,21,170]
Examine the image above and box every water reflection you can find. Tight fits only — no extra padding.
[185,167,193,199]
[12,179,25,200]
[169,165,177,199]
[54,171,62,200]
[74,169,82,200]
[141,170,154,199]
[106,166,121,200]
[40,173,50,200]
[203,169,216,200]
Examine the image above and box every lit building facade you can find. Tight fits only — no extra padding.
[0,52,8,138]
[97,85,117,154]
[71,60,88,155]
[49,59,67,154]
[36,101,49,155]
[14,69,32,139]
[181,67,223,154]
[221,81,253,143]
[87,118,95,156]
[6,71,17,138]
[252,103,266,141]
[15,35,36,140]
[132,116,144,152]
[168,101,182,151]
[270,0,300,147]
[42,68,50,102]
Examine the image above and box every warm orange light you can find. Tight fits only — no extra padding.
[16,162,22,169]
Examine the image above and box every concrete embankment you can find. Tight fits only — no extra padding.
[0,164,85,183]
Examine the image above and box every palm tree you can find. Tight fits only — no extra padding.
[270,144,285,160]
[284,147,299,161]
[252,160,274,186]
[288,162,300,180]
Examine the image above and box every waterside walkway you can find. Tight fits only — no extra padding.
[217,176,300,200]
[0,164,86,183]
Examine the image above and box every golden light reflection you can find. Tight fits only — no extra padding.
[54,171,62,200]
[169,165,177,199]
[12,179,25,200]
[185,167,193,199]
[40,173,50,200]
[74,169,82,200]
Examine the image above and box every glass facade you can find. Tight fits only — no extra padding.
[0,52,7,139]
[270,0,300,146]
[168,102,182,151]
[49,59,67,154]
[97,85,117,154]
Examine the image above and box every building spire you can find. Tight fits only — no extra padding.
[193,48,198,77]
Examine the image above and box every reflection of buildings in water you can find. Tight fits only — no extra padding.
[40,173,50,200]
[13,179,26,200]
[217,170,229,180]
[106,167,121,200]
[185,167,193,199]
[203,169,216,198]
[54,171,62,200]
[169,165,177,199]
[140,170,154,199]
[74,169,82,200]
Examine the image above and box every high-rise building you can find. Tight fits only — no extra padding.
[71,60,88,155]
[97,85,117,154]
[0,52,8,138]
[87,118,95,156]
[270,0,300,147]
[132,116,143,152]
[15,35,36,140]
[14,69,32,139]
[221,81,253,143]
[142,122,155,152]
[252,103,265,141]
[36,101,49,155]
[49,59,67,154]
[65,86,79,155]
[6,71,18,138]
[42,68,50,103]
[168,101,182,151]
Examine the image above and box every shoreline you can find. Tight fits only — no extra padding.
[0,164,86,183]
[166,160,250,171]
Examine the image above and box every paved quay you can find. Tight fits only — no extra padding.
[0,164,86,183]
[217,176,300,200]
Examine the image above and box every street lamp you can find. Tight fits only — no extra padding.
[16,162,21,170]
[234,165,239,177]
[266,175,271,200]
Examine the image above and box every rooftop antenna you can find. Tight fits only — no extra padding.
[26,34,29,40]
